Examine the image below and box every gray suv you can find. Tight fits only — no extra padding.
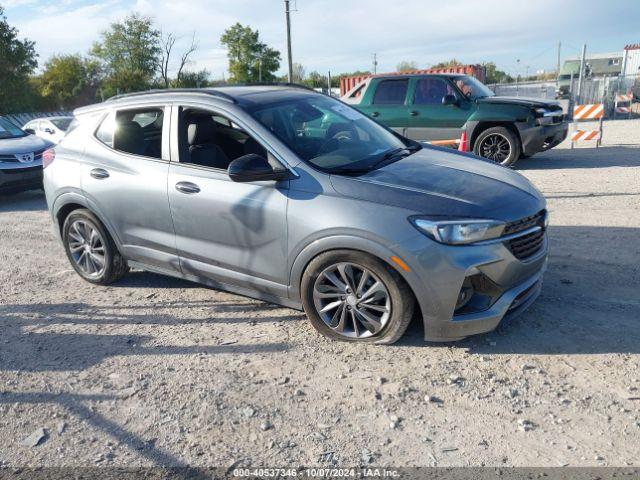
[44,86,548,344]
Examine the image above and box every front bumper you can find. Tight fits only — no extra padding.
[519,122,568,156]
[394,229,549,342]
[0,165,43,194]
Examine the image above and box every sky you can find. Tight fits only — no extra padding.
[3,0,639,79]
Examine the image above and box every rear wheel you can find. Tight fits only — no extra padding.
[62,209,129,285]
[474,126,521,167]
[301,250,414,344]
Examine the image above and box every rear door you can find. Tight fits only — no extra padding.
[357,78,410,135]
[81,104,179,273]
[406,76,471,142]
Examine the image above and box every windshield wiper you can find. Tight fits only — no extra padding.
[370,145,421,170]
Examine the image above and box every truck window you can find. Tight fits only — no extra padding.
[414,78,454,105]
[373,79,408,105]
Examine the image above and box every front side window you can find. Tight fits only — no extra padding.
[247,94,417,174]
[95,107,164,159]
[373,79,408,105]
[414,78,457,105]
[0,117,26,139]
[450,75,495,100]
[178,108,268,171]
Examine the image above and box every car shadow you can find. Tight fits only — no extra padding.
[0,301,293,372]
[398,225,640,355]
[0,189,47,212]
[518,146,640,170]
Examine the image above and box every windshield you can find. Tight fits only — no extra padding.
[247,95,415,174]
[0,117,26,139]
[451,75,495,100]
[51,118,73,131]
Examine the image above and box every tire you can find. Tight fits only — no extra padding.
[301,250,415,344]
[473,126,521,167]
[62,208,129,285]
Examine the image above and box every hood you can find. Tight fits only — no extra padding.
[330,148,545,222]
[479,96,560,109]
[0,134,53,155]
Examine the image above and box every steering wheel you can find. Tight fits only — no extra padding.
[319,130,355,154]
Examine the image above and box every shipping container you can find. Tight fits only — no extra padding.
[339,65,486,97]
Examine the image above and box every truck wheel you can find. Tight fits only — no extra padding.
[474,127,521,167]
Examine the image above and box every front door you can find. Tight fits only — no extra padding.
[357,78,410,135]
[406,77,472,142]
[167,105,289,296]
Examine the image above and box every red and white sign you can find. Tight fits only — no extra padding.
[573,104,604,120]
[615,106,631,114]
[615,93,633,103]
[571,130,600,141]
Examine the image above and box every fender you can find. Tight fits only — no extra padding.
[52,190,124,250]
[287,234,438,327]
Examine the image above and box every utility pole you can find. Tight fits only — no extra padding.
[576,43,587,104]
[373,53,378,74]
[556,41,562,81]
[284,0,293,83]
[327,70,332,96]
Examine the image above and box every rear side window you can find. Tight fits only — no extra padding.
[373,79,408,105]
[95,107,164,159]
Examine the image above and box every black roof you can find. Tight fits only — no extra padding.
[105,83,317,106]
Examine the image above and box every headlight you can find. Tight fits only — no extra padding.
[410,217,505,245]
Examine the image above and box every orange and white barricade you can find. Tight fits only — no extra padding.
[571,103,604,148]
[614,93,633,118]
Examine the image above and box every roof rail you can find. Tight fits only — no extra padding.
[232,82,315,91]
[105,88,237,104]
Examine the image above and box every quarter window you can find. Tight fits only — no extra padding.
[373,79,408,105]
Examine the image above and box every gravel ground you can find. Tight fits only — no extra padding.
[0,119,639,469]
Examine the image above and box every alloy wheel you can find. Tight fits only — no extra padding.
[67,220,106,277]
[479,133,511,163]
[312,262,391,339]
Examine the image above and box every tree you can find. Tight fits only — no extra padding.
[292,62,305,83]
[483,62,514,84]
[175,69,210,88]
[36,54,100,109]
[220,23,281,83]
[432,59,463,68]
[0,6,39,113]
[158,32,198,88]
[90,13,160,97]
[397,60,418,72]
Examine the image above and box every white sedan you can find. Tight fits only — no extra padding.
[23,116,73,144]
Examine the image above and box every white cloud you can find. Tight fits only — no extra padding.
[6,0,636,77]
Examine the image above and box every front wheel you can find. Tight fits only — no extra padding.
[474,126,521,167]
[301,250,415,344]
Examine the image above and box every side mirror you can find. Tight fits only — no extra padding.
[25,128,36,135]
[442,94,459,106]
[228,154,289,183]
[45,128,55,134]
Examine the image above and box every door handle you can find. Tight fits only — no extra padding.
[371,111,379,117]
[175,181,201,194]
[409,111,419,116]
[90,168,110,179]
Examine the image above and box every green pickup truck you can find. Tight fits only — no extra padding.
[342,74,568,167]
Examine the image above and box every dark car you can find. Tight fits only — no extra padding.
[0,116,54,194]
[343,74,568,167]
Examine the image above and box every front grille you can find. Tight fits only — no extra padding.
[504,210,545,235]
[1,165,42,174]
[0,149,45,163]
[504,210,546,260]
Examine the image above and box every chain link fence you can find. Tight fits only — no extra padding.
[487,74,639,119]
